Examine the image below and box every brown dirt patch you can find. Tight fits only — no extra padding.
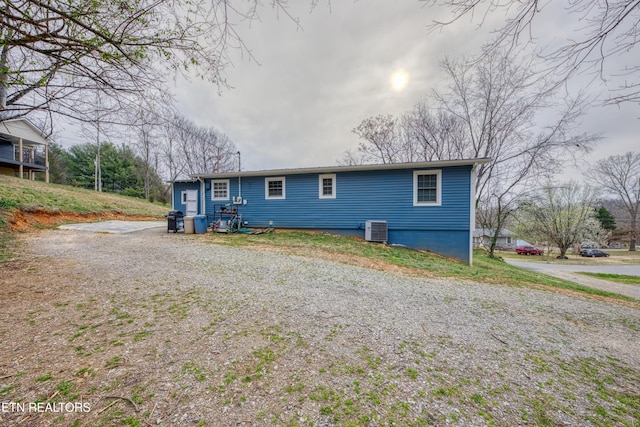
[5,209,162,232]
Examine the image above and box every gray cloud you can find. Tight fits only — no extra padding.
[174,1,637,172]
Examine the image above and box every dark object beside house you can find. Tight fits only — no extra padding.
[167,210,184,233]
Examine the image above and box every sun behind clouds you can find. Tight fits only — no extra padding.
[390,68,409,91]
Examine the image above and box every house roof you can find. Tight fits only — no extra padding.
[172,179,200,183]
[192,158,491,179]
[0,118,51,147]
[473,228,515,238]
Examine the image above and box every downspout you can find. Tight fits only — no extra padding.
[170,181,175,210]
[198,177,205,215]
[237,151,242,201]
[469,163,478,266]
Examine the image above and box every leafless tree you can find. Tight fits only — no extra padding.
[132,109,160,201]
[0,0,294,127]
[517,182,601,259]
[158,114,237,179]
[350,50,598,257]
[401,104,468,162]
[351,115,401,164]
[423,0,640,104]
[591,151,640,251]
[158,116,187,183]
[337,149,368,166]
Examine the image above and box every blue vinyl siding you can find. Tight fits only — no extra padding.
[199,165,473,263]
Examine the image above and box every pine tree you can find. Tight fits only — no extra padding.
[595,206,616,231]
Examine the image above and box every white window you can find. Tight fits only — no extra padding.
[413,170,441,206]
[181,190,187,204]
[211,179,230,201]
[265,177,286,199]
[319,174,336,199]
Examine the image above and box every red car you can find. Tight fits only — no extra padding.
[515,245,543,255]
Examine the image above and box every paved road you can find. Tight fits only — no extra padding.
[507,261,640,300]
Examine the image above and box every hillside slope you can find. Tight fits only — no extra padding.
[0,175,169,258]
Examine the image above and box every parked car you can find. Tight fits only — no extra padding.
[579,249,610,257]
[515,245,543,255]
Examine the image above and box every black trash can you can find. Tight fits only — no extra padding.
[167,210,184,233]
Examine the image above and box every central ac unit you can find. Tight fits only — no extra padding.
[365,220,388,242]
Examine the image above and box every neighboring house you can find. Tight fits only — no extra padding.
[0,119,50,182]
[473,228,516,249]
[171,159,490,264]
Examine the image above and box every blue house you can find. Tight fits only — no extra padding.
[171,159,489,264]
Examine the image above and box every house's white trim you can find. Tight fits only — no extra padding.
[211,179,230,201]
[413,170,442,207]
[265,176,286,200]
[318,173,336,199]
[193,158,491,179]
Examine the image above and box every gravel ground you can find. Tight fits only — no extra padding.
[1,227,639,426]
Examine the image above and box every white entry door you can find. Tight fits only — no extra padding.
[185,190,198,216]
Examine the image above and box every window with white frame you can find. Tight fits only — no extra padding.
[181,191,187,204]
[265,177,286,199]
[319,174,336,199]
[413,170,441,206]
[211,179,230,200]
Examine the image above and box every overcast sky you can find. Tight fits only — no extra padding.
[68,1,639,173]
[176,1,497,171]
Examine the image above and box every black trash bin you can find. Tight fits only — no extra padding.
[167,210,184,233]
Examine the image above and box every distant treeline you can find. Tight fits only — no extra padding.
[45,142,168,203]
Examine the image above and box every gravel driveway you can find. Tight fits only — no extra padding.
[1,227,639,426]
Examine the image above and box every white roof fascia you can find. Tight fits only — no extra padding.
[192,158,491,179]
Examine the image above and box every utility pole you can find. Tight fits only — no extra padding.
[94,94,102,192]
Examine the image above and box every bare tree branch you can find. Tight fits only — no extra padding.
[424,0,640,104]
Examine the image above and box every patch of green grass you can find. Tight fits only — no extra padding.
[577,272,640,285]
[122,417,144,427]
[133,330,152,342]
[471,393,487,405]
[105,355,123,369]
[0,384,17,395]
[406,368,418,380]
[182,360,207,381]
[36,373,52,382]
[0,175,167,217]
[56,380,79,399]
[74,368,95,378]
